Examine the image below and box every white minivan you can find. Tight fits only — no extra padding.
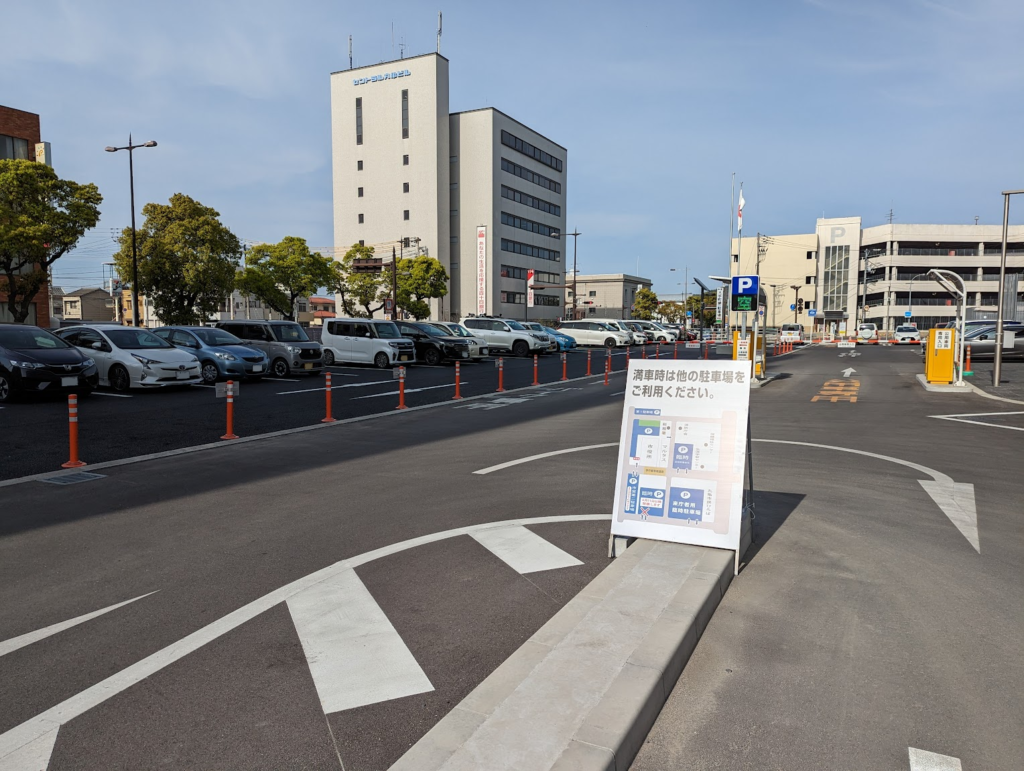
[557,320,631,347]
[321,318,416,368]
[591,318,646,345]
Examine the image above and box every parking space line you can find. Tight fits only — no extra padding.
[908,747,962,771]
[352,382,465,399]
[470,526,583,574]
[264,377,301,382]
[190,384,215,389]
[277,380,393,395]
[930,410,1024,432]
[90,392,133,398]
[474,443,618,475]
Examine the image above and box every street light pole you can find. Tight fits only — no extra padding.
[563,229,581,320]
[105,136,157,327]
[994,189,1024,387]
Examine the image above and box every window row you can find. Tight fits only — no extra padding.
[357,211,411,223]
[0,134,31,160]
[500,265,560,283]
[500,291,525,304]
[356,155,409,171]
[501,211,559,238]
[501,157,561,194]
[501,238,560,262]
[501,185,561,217]
[354,90,410,145]
[500,130,563,172]
[533,294,561,306]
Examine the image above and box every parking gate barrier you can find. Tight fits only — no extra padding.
[496,357,505,392]
[322,371,336,423]
[532,354,539,386]
[586,349,592,376]
[221,380,239,440]
[453,361,463,400]
[396,366,407,410]
[61,393,86,468]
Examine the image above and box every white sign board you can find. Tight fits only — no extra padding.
[736,338,750,360]
[934,329,952,350]
[476,226,487,315]
[610,359,750,552]
[837,341,856,349]
[527,268,535,308]
[215,382,240,398]
[715,287,724,323]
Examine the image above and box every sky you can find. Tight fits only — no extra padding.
[3,0,1024,296]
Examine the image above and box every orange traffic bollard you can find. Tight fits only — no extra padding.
[560,352,568,381]
[396,366,407,409]
[673,341,678,359]
[964,344,973,376]
[61,393,86,468]
[453,361,463,400]
[532,354,540,386]
[604,355,610,386]
[322,371,336,423]
[496,357,505,392]
[626,344,631,360]
[221,380,238,440]
[641,344,647,359]
[586,349,592,376]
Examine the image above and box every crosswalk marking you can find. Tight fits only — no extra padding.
[471,525,583,574]
[909,747,962,771]
[286,568,433,714]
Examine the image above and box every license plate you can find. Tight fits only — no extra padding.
[252,364,263,372]
[304,362,313,370]
[61,376,77,387]
[400,355,411,362]
[176,371,191,380]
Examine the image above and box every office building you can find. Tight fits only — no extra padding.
[567,274,652,320]
[330,53,568,320]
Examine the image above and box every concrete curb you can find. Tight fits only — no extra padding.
[964,381,1024,405]
[390,539,737,771]
[915,373,972,393]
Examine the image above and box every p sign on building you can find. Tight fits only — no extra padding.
[611,358,752,567]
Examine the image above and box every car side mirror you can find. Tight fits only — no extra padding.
[91,341,103,351]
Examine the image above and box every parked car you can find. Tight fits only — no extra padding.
[522,322,558,351]
[153,326,268,383]
[591,318,646,344]
[0,323,99,403]
[556,320,631,348]
[892,325,921,344]
[428,322,489,360]
[629,319,676,342]
[856,323,878,343]
[55,324,201,392]
[619,321,651,343]
[962,325,1024,360]
[461,316,547,357]
[215,320,322,377]
[778,324,804,344]
[396,321,472,365]
[541,326,577,351]
[320,318,415,368]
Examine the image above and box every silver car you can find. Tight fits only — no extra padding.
[429,322,490,359]
[522,322,558,352]
[55,324,202,392]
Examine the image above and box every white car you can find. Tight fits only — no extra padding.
[556,320,631,347]
[778,324,804,344]
[590,318,645,344]
[461,317,547,357]
[857,323,878,343]
[522,322,558,351]
[320,318,415,368]
[429,322,490,359]
[55,324,202,392]
[893,325,921,344]
[630,320,676,342]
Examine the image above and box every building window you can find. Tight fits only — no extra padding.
[451,236,459,243]
[355,97,362,145]
[450,209,458,216]
[500,130,563,172]
[403,237,411,248]
[501,211,560,238]
[450,156,457,163]
[359,240,365,246]
[450,182,458,189]
[806,250,815,260]
[822,245,850,312]
[357,160,363,171]
[403,182,410,193]
[501,158,561,194]
[500,185,561,217]
[588,290,596,297]
[403,154,409,166]
[534,294,560,307]
[358,213,364,224]
[358,187,363,197]
[500,291,526,304]
[805,275,816,285]
[732,254,739,263]
[0,135,30,160]
[501,238,560,262]
[401,89,409,139]
[403,210,410,221]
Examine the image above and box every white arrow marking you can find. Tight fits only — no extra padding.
[909,746,962,770]
[0,592,157,659]
[754,440,979,553]
[842,367,856,377]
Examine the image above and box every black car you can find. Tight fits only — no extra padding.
[396,321,472,365]
[0,323,100,402]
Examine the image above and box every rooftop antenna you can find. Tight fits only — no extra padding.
[400,36,406,59]
[437,11,442,53]
[975,215,980,225]
[887,207,894,225]
[391,22,395,58]
[348,35,352,70]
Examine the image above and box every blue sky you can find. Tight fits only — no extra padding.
[3,0,1023,296]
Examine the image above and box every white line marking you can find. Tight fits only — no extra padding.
[0,514,609,766]
[277,379,392,395]
[0,727,58,771]
[471,525,583,574]
[89,392,132,398]
[265,377,301,382]
[610,390,625,396]
[930,410,1024,432]
[754,439,980,553]
[190,384,216,389]
[909,746,962,770]
[474,443,619,475]
[352,382,466,399]
[287,569,433,713]
[0,593,157,658]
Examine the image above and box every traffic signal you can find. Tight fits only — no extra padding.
[797,298,804,313]
[351,258,383,274]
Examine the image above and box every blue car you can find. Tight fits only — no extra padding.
[542,326,578,351]
[153,326,269,384]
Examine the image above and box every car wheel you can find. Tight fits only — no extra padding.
[512,340,529,357]
[201,361,219,384]
[272,358,289,378]
[604,337,617,348]
[374,352,391,369]
[109,364,131,393]
[0,373,13,403]
[424,347,442,366]
[323,349,335,366]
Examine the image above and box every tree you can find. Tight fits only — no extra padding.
[113,194,240,325]
[332,242,387,318]
[235,236,336,320]
[0,160,102,323]
[658,301,686,324]
[633,287,659,320]
[386,254,449,320]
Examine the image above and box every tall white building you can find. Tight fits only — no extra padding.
[330,53,568,320]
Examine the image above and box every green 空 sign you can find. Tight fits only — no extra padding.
[731,295,754,312]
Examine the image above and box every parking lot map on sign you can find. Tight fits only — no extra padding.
[611,359,751,552]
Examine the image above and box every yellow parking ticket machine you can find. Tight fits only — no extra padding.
[732,331,764,376]
[925,327,956,384]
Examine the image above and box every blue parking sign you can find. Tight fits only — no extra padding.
[731,275,759,297]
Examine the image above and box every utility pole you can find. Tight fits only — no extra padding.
[791,285,801,324]
[392,243,400,320]
[564,229,581,320]
[860,254,871,326]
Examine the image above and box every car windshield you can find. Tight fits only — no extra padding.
[444,324,473,338]
[965,327,995,338]
[105,329,174,350]
[193,328,243,346]
[0,327,71,350]
[542,327,560,336]
[782,325,800,331]
[374,322,403,339]
[271,323,309,342]
[426,324,454,337]
[896,326,917,333]
[505,320,526,330]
